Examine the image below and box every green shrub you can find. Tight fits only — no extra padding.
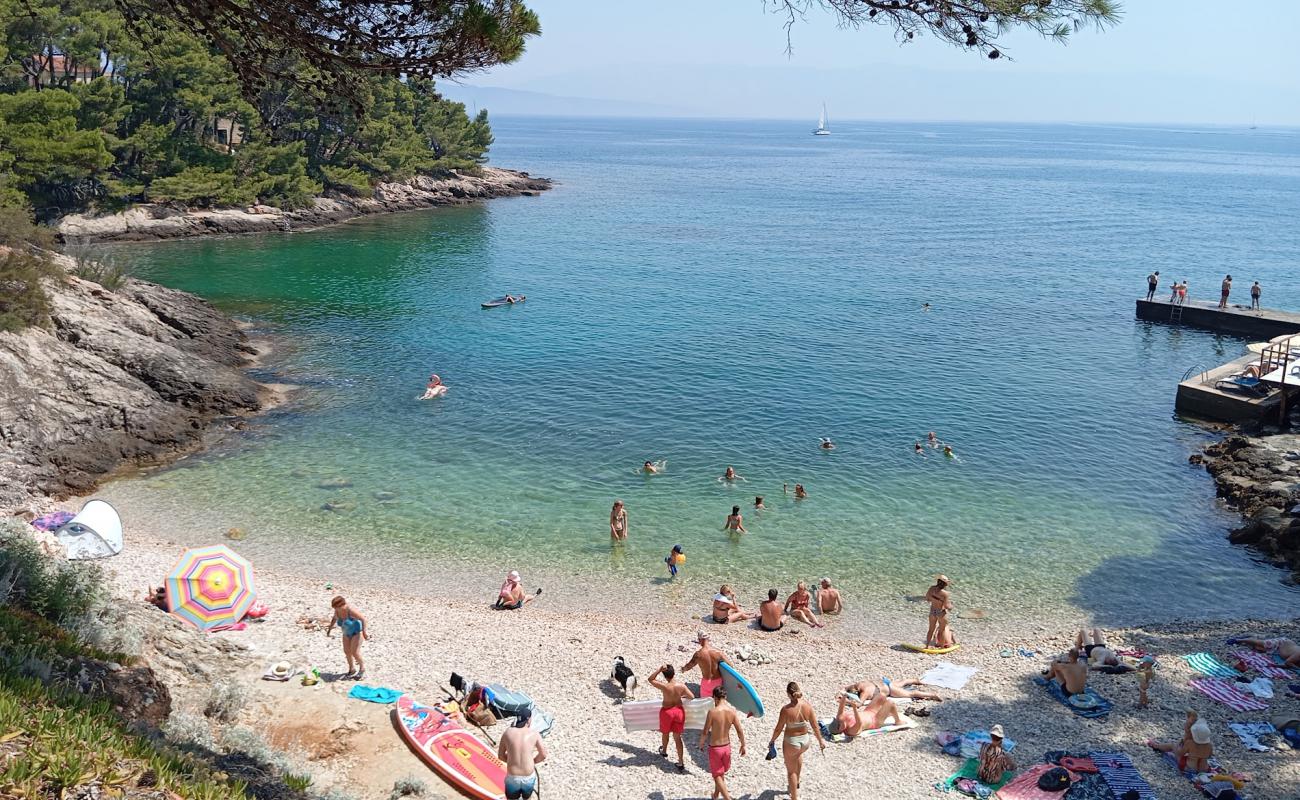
[0,525,103,625]
[68,250,132,291]
[390,776,427,798]
[0,250,58,332]
[204,681,249,722]
[163,711,217,752]
[318,165,374,198]
[147,166,253,208]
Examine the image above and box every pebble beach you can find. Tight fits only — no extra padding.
[93,517,1300,800]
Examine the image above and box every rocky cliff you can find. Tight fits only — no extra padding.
[58,167,551,243]
[1193,433,1300,579]
[0,258,266,514]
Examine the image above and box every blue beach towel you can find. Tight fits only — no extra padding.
[1032,677,1111,719]
[1090,750,1156,800]
[1183,652,1242,679]
[348,684,403,704]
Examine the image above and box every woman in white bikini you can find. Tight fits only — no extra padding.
[768,681,824,800]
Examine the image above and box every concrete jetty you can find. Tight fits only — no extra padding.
[1137,299,1300,338]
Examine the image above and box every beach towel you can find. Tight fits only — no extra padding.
[1232,649,1294,679]
[29,511,74,531]
[1158,751,1250,798]
[348,685,402,704]
[1228,722,1284,752]
[1115,648,1149,659]
[941,758,1013,797]
[941,731,1019,759]
[1089,750,1156,800]
[922,661,979,691]
[1032,677,1111,719]
[994,764,1074,800]
[1189,677,1268,712]
[1184,652,1242,679]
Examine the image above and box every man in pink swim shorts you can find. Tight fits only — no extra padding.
[701,685,745,800]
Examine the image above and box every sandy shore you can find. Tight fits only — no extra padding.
[83,520,1300,800]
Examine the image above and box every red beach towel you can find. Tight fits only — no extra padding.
[995,764,1076,800]
[1188,677,1269,712]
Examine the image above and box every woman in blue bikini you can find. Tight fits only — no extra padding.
[327,595,370,680]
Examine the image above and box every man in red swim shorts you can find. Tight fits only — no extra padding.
[650,664,695,772]
[700,685,746,800]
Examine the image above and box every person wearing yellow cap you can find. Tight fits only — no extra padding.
[925,575,956,649]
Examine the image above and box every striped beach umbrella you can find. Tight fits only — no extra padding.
[165,545,257,630]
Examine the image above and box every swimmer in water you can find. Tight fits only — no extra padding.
[794,484,808,500]
[913,442,924,455]
[922,302,931,311]
[819,438,835,450]
[927,431,939,448]
[754,496,766,510]
[943,445,955,459]
[643,460,661,474]
[718,466,745,483]
[419,374,445,399]
[723,505,747,534]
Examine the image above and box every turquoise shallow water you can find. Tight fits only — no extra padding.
[106,119,1300,624]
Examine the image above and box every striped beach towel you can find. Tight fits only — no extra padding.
[1183,652,1241,678]
[1189,677,1269,712]
[1232,649,1294,679]
[1089,751,1156,800]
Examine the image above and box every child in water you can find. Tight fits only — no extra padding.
[665,545,685,578]
[943,445,955,459]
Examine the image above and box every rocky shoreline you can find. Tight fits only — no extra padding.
[1193,431,1300,580]
[0,254,269,516]
[57,167,552,243]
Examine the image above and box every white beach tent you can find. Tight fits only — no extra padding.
[56,499,124,560]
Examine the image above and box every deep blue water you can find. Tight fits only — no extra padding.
[105,118,1300,624]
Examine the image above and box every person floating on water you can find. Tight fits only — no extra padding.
[723,505,747,534]
[610,500,628,541]
[819,438,835,450]
[505,294,526,304]
[419,373,446,399]
[927,431,939,448]
[665,544,685,578]
[718,466,745,483]
[793,484,808,500]
[922,302,932,311]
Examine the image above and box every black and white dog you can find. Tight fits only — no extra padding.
[611,656,638,699]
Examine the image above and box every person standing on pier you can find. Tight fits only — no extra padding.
[1219,274,1232,309]
[1251,281,1262,311]
[1146,270,1160,301]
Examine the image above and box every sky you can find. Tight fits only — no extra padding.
[439,0,1300,124]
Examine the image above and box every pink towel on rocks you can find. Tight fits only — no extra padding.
[1233,649,1294,679]
[995,764,1076,800]
[1189,677,1269,712]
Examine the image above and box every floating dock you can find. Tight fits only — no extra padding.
[1137,299,1300,338]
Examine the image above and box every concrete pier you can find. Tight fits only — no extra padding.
[1175,354,1289,423]
[1136,299,1300,338]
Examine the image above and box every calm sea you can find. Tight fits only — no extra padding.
[105,118,1300,626]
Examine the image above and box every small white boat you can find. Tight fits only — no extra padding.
[813,103,830,136]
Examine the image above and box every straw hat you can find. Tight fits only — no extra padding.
[989,724,1005,739]
[508,570,520,582]
[935,574,951,584]
[269,661,293,678]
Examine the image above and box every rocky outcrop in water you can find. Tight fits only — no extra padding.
[1193,433,1300,578]
[58,167,551,243]
[0,258,265,514]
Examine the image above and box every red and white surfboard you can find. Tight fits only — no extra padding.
[394,696,506,800]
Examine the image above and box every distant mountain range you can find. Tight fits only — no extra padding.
[437,84,696,118]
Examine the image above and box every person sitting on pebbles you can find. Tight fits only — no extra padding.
[1045,648,1089,698]
[978,725,1016,785]
[711,585,756,624]
[815,578,842,615]
[1149,709,1214,773]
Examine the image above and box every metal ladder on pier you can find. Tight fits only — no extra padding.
[1169,302,1185,323]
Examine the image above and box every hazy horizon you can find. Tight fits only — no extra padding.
[446,0,1299,126]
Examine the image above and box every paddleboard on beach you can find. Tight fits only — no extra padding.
[620,698,711,732]
[720,662,764,718]
[901,643,961,655]
[393,696,505,800]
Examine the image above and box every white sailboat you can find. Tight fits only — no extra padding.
[813,103,830,136]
